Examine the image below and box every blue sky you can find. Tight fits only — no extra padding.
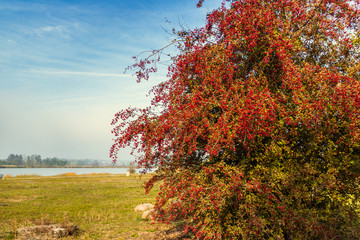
[0,0,219,161]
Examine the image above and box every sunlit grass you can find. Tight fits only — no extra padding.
[0,173,160,239]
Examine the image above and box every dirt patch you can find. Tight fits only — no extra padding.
[137,229,186,240]
[0,195,36,203]
[120,225,191,240]
[16,224,78,240]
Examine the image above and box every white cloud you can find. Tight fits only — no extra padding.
[42,26,57,32]
[36,25,70,39]
[30,70,133,78]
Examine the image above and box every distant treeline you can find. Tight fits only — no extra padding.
[0,154,130,167]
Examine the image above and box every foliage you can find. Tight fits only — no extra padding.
[111,0,360,239]
[0,154,118,167]
[6,154,25,165]
[1,154,68,167]
[42,157,68,166]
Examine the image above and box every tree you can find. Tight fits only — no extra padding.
[42,157,67,166]
[24,154,42,166]
[34,155,42,166]
[92,160,100,167]
[111,0,360,239]
[7,154,24,165]
[128,162,136,174]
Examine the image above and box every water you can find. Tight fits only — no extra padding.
[0,167,132,177]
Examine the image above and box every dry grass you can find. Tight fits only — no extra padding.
[58,172,77,176]
[3,174,40,178]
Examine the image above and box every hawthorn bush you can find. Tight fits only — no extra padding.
[111,0,360,239]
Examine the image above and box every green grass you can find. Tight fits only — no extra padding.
[0,173,162,239]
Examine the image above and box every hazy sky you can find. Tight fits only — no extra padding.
[0,0,218,161]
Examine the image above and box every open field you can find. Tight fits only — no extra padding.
[3,173,357,239]
[0,173,176,240]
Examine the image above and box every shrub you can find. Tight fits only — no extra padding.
[111,0,360,238]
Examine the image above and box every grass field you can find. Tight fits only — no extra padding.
[0,173,168,239]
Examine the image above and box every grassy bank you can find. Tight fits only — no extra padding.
[0,173,164,239]
[0,165,128,168]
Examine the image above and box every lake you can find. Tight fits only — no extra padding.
[0,167,135,177]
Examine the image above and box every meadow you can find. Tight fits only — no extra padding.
[0,173,174,240]
[2,173,358,239]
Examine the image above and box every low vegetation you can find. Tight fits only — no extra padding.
[0,173,168,239]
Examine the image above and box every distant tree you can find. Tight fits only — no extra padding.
[7,154,24,165]
[77,160,86,166]
[57,159,68,166]
[42,157,67,166]
[34,155,42,166]
[42,158,50,166]
[111,0,360,239]
[92,160,100,167]
[25,156,32,166]
[128,162,136,174]
[6,154,15,165]
[24,154,42,166]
